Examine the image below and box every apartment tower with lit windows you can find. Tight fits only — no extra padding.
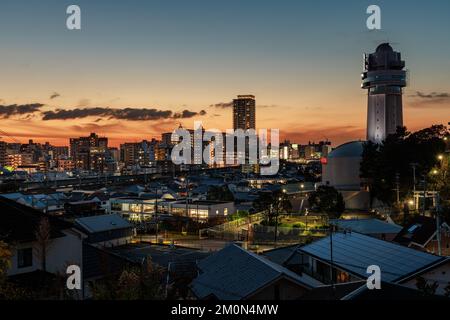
[233,95,256,130]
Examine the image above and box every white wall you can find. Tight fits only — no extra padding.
[322,157,362,191]
[8,241,39,276]
[7,228,83,277]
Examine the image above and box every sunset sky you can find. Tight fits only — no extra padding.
[1,0,449,147]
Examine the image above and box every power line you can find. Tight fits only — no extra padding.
[0,128,21,144]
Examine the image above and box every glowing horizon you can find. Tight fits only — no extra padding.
[1,0,449,148]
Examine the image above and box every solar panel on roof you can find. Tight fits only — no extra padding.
[299,232,443,282]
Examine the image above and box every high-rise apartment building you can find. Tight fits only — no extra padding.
[120,140,157,167]
[232,95,257,173]
[233,95,256,130]
[69,133,108,172]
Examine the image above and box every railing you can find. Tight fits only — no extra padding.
[199,212,265,235]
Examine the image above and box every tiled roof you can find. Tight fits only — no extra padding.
[330,219,402,235]
[191,244,321,300]
[0,196,72,243]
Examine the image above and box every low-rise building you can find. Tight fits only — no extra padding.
[160,200,235,223]
[291,231,450,295]
[0,197,84,278]
[75,214,134,247]
[330,218,402,241]
[394,216,450,256]
[190,244,321,300]
[109,197,159,222]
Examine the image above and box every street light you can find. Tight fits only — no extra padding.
[437,154,444,161]
[410,163,418,210]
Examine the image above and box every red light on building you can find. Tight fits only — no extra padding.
[320,157,328,165]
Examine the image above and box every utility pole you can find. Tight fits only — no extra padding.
[330,224,335,292]
[422,175,427,216]
[305,209,309,231]
[196,201,200,237]
[410,163,418,211]
[155,184,158,244]
[273,203,278,247]
[185,175,189,218]
[395,172,400,205]
[436,193,442,256]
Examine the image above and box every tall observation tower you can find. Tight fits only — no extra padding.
[362,43,406,144]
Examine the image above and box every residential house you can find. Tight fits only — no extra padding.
[330,218,402,241]
[0,196,83,278]
[190,244,322,300]
[394,216,450,256]
[75,214,135,247]
[301,280,449,300]
[286,231,450,295]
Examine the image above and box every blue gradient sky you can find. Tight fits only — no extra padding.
[1,0,449,146]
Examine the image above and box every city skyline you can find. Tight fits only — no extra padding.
[1,0,450,147]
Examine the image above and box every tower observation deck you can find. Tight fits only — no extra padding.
[362,43,406,144]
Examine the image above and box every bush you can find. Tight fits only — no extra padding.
[292,222,306,229]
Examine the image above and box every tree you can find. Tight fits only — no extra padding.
[0,241,11,284]
[444,282,450,298]
[308,186,345,218]
[416,276,439,296]
[361,125,448,208]
[253,190,292,225]
[207,185,234,202]
[228,210,249,221]
[91,258,165,300]
[35,217,52,272]
[0,241,27,299]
